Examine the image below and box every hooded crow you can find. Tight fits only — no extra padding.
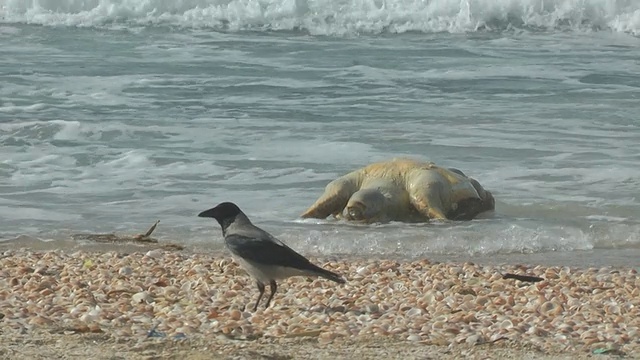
[198,202,346,310]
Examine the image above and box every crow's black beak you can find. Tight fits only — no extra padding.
[198,208,217,218]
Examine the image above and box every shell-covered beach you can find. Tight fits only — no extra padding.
[1,245,638,359]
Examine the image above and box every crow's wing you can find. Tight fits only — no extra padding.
[224,233,314,270]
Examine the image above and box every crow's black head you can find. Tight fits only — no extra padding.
[198,202,243,229]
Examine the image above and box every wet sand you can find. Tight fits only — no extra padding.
[1,239,638,359]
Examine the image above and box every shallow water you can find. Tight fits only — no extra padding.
[1,0,639,265]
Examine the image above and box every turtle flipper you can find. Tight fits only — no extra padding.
[301,178,357,219]
[407,171,449,221]
[411,195,448,220]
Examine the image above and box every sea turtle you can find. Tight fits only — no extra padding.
[301,158,495,223]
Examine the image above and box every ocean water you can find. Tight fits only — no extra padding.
[1,0,640,266]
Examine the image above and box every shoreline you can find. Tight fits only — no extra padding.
[1,235,639,269]
[1,244,639,359]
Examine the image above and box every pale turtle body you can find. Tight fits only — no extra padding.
[301,158,494,223]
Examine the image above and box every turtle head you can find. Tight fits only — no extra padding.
[345,201,368,221]
[343,189,386,223]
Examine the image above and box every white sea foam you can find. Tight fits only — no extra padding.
[0,26,21,35]
[272,220,601,258]
[2,207,83,221]
[0,103,48,113]
[1,0,639,35]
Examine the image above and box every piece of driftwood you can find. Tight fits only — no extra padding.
[502,273,545,283]
[70,221,184,251]
[72,221,160,243]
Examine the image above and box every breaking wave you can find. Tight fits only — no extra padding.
[1,0,639,35]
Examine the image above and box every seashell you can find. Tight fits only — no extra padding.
[39,288,54,296]
[543,268,559,280]
[131,291,153,305]
[538,301,563,316]
[286,324,304,334]
[442,280,456,289]
[239,311,252,319]
[604,304,620,315]
[389,281,407,292]
[119,267,133,276]
[239,324,255,335]
[447,266,463,276]
[28,316,54,326]
[612,315,626,325]
[530,294,546,306]
[114,329,132,338]
[173,326,196,335]
[364,304,380,313]
[18,266,34,275]
[493,297,507,306]
[475,296,490,306]
[405,307,422,317]
[372,327,389,336]
[487,273,502,281]
[318,331,337,344]
[228,282,245,290]
[618,333,630,342]
[466,334,481,345]
[69,304,89,317]
[223,290,238,298]
[228,309,242,321]
[494,277,514,289]
[79,313,95,323]
[220,325,235,335]
[499,319,513,330]
[439,323,458,334]
[455,313,473,323]
[268,326,286,337]
[557,324,573,334]
[161,287,178,299]
[144,249,164,259]
[582,337,601,346]
[526,326,548,336]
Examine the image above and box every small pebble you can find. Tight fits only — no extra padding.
[144,249,163,259]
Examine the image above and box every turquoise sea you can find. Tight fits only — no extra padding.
[1,0,639,266]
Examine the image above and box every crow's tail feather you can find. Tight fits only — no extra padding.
[311,265,346,284]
